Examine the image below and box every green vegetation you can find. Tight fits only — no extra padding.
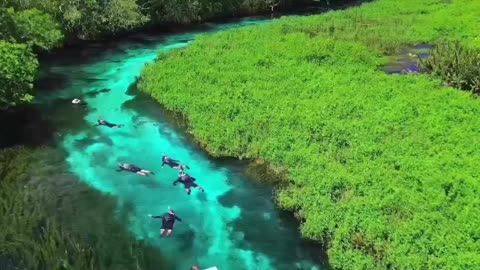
[0,8,63,50]
[419,41,480,94]
[143,0,332,24]
[138,0,480,269]
[0,42,38,108]
[1,0,147,40]
[0,0,332,108]
[0,147,169,269]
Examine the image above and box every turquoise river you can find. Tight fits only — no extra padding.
[35,16,325,270]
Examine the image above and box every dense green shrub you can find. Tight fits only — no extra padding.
[1,0,148,39]
[2,0,330,40]
[0,42,38,108]
[0,8,62,107]
[144,0,320,24]
[419,41,480,94]
[0,8,63,50]
[138,0,480,269]
[0,0,330,107]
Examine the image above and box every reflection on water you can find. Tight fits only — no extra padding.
[383,45,432,75]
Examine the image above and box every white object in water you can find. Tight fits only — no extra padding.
[203,268,219,270]
[72,98,81,104]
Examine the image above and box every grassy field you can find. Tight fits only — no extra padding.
[137,0,480,269]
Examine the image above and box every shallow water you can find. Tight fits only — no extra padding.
[35,18,324,270]
[383,45,432,74]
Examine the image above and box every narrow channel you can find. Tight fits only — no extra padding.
[35,17,324,270]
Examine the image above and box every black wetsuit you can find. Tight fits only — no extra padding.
[173,174,198,189]
[98,119,121,128]
[152,213,182,230]
[118,164,141,173]
[162,156,180,168]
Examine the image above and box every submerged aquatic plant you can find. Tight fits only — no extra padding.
[0,147,94,269]
[0,147,169,270]
[419,41,480,93]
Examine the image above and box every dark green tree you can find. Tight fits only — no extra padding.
[0,42,38,108]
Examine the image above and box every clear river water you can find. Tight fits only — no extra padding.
[34,16,325,270]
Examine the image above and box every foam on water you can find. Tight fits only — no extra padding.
[42,18,323,270]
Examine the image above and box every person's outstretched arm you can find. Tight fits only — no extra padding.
[148,214,163,218]
[175,215,182,221]
[173,178,181,186]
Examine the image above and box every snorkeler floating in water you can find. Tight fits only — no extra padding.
[148,208,182,237]
[173,171,205,195]
[95,118,124,129]
[162,153,189,171]
[116,163,154,176]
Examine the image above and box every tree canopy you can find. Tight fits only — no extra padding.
[0,42,38,108]
[0,0,325,108]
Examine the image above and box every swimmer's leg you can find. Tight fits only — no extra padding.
[140,170,154,175]
[165,230,173,237]
[186,188,192,195]
[137,171,147,176]
[160,229,166,237]
[191,182,204,192]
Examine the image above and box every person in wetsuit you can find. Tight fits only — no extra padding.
[95,118,124,129]
[148,209,182,237]
[161,153,189,170]
[116,163,154,176]
[173,172,205,195]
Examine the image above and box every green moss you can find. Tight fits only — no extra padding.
[137,0,480,269]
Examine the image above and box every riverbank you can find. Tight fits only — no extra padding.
[137,0,480,269]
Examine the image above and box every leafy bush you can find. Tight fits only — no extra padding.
[0,0,327,106]
[0,8,63,50]
[2,0,327,40]
[419,41,480,93]
[138,0,480,269]
[9,8,64,50]
[0,42,38,108]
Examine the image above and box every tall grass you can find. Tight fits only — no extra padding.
[138,0,480,269]
[419,41,480,93]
